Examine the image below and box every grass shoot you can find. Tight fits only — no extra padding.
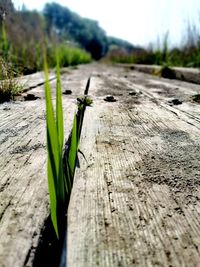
[44,53,91,237]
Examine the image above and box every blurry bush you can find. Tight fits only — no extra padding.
[106,27,200,67]
[0,0,92,75]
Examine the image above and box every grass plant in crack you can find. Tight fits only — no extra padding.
[44,53,92,237]
[63,78,92,193]
[44,52,65,238]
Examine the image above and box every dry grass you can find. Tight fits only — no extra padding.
[0,57,22,103]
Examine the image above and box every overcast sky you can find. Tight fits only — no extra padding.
[13,0,200,48]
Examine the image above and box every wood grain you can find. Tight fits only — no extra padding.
[1,64,200,266]
[67,67,200,267]
[0,68,92,267]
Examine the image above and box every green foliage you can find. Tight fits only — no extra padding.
[161,32,170,65]
[44,55,62,237]
[55,53,65,206]
[76,86,93,140]
[43,3,136,60]
[0,0,136,72]
[107,28,200,68]
[84,77,91,95]
[0,2,92,75]
[1,22,8,56]
[68,114,77,180]
[45,54,91,237]
[47,44,91,69]
[0,19,23,103]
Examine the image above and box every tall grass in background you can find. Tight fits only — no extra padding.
[0,21,91,75]
[0,56,22,103]
[10,42,92,75]
[0,22,91,103]
[0,22,22,102]
[107,23,200,67]
[47,45,92,69]
[1,22,9,59]
[44,52,92,237]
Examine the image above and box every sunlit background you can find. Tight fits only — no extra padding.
[1,0,200,76]
[13,0,200,47]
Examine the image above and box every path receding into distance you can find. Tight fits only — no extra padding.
[0,64,200,267]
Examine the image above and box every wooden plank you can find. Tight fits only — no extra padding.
[1,63,200,266]
[121,64,200,84]
[124,70,200,128]
[17,71,56,92]
[67,68,200,266]
[0,66,93,267]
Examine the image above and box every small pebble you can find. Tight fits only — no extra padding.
[104,95,117,102]
[168,98,182,105]
[129,91,137,96]
[24,94,40,101]
[3,107,11,111]
[63,89,72,95]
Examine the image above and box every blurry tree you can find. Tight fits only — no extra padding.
[0,0,46,73]
[107,36,135,53]
[44,2,108,59]
[0,0,138,72]
[0,0,15,22]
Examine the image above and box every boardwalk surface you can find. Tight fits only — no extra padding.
[0,67,91,267]
[0,64,200,267]
[67,64,200,267]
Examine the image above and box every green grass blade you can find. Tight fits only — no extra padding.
[2,22,8,56]
[47,148,58,237]
[44,57,60,237]
[57,156,65,205]
[56,52,65,203]
[68,114,78,179]
[77,109,84,142]
[65,161,72,192]
[84,77,91,95]
[56,53,64,151]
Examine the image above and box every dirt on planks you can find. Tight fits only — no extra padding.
[1,63,200,267]
[98,69,200,206]
[68,64,200,267]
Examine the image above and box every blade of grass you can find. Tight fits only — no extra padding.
[56,52,64,151]
[65,162,72,193]
[56,52,65,204]
[84,77,91,95]
[68,114,78,179]
[44,55,60,237]
[47,144,58,237]
[1,22,9,57]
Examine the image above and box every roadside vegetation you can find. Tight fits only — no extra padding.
[0,0,135,102]
[0,0,92,102]
[0,56,22,103]
[0,0,135,75]
[107,26,200,68]
[1,0,199,103]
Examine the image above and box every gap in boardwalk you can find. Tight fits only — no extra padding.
[30,78,92,267]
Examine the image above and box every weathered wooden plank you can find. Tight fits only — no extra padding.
[1,63,200,266]
[124,70,200,129]
[0,66,93,267]
[19,71,56,91]
[67,69,200,266]
[121,64,200,84]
